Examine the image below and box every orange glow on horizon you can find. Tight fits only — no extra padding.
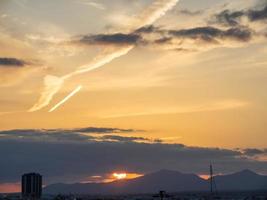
[199,174,210,180]
[82,172,143,183]
[112,172,143,181]
[0,183,20,193]
[113,173,127,180]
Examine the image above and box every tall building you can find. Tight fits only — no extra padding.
[21,173,42,200]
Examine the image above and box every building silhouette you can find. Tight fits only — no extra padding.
[21,173,42,200]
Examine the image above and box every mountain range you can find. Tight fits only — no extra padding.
[44,169,267,194]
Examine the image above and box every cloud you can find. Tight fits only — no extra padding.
[75,0,106,10]
[102,99,248,119]
[128,0,179,30]
[212,2,267,27]
[134,25,161,34]
[76,33,142,46]
[70,1,267,51]
[28,46,134,112]
[0,57,27,67]
[168,26,252,42]
[72,25,254,52]
[0,132,267,184]
[154,36,172,44]
[3,131,149,144]
[0,60,39,87]
[0,129,93,143]
[29,0,180,112]
[74,127,139,134]
[24,0,267,113]
[243,148,267,156]
[28,75,64,112]
[72,1,267,50]
[0,127,140,143]
[214,10,245,27]
[100,135,151,143]
[176,9,203,16]
[248,4,267,22]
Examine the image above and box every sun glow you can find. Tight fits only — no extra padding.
[113,173,127,180]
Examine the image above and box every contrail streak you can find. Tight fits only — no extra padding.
[130,0,180,30]
[29,0,180,112]
[64,46,134,79]
[49,85,82,112]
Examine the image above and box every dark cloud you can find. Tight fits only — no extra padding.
[0,129,93,143]
[134,25,161,34]
[136,25,253,47]
[71,20,256,51]
[76,33,142,46]
[133,25,254,52]
[75,25,160,46]
[74,127,138,134]
[100,135,150,142]
[243,148,267,156]
[77,26,253,51]
[0,128,267,185]
[0,57,27,67]
[214,10,245,26]
[154,37,172,44]
[248,4,267,22]
[176,9,203,16]
[168,26,252,42]
[0,127,141,143]
[213,3,267,27]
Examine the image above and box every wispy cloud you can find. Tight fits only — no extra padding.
[73,1,267,52]
[0,111,24,116]
[102,100,249,118]
[29,75,64,112]
[13,0,29,9]
[29,0,180,112]
[1,14,8,19]
[75,0,106,10]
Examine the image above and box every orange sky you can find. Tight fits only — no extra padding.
[1,0,267,192]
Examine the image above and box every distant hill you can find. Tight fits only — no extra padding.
[214,169,267,191]
[44,169,267,194]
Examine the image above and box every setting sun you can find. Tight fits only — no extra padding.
[113,173,127,180]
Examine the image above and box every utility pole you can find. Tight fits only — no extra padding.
[210,164,213,194]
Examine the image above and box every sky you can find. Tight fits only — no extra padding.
[0,0,267,193]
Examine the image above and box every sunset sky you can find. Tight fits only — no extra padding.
[1,0,267,193]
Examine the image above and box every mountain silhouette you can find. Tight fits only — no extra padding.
[44,169,267,194]
[213,169,267,191]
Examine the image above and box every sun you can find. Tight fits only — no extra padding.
[113,173,127,180]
